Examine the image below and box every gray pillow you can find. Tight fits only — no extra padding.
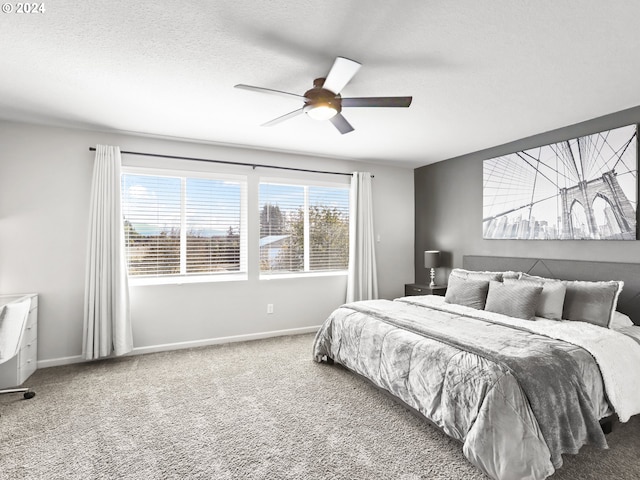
[484,280,543,320]
[563,280,623,328]
[444,275,490,310]
[504,277,567,320]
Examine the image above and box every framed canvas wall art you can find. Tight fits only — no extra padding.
[483,124,638,240]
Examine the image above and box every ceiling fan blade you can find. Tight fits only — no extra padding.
[341,96,413,108]
[329,113,355,134]
[235,84,305,100]
[261,108,305,127]
[322,57,361,94]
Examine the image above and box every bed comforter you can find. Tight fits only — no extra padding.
[313,295,640,480]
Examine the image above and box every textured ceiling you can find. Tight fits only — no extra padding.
[1,1,640,167]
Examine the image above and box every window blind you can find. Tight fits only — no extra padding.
[308,186,350,271]
[122,172,246,278]
[259,182,349,274]
[185,178,244,274]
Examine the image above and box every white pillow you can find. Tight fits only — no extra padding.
[450,268,501,282]
[450,268,521,282]
[617,326,640,347]
[610,311,634,330]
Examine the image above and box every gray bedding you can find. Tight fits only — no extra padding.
[313,297,611,480]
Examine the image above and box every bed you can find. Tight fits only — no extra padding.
[313,256,640,480]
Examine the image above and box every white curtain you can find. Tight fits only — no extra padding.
[346,172,378,302]
[83,145,133,360]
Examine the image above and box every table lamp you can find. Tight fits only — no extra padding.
[424,250,441,287]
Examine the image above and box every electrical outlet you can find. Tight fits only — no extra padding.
[267,304,274,314]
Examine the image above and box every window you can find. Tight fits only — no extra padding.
[259,180,350,275]
[121,169,247,281]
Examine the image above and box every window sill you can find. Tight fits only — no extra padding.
[260,271,348,281]
[128,273,248,286]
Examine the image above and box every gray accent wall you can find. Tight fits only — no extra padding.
[415,105,640,286]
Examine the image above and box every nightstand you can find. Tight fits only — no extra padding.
[404,283,447,297]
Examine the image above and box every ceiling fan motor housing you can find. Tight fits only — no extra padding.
[304,78,342,113]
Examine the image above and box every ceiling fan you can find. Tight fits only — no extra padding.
[235,57,412,134]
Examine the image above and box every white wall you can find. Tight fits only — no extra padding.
[0,120,415,366]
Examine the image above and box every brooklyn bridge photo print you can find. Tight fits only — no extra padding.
[483,124,637,240]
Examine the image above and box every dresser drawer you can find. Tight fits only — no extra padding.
[22,313,37,345]
[18,337,37,383]
[21,331,37,353]
[405,284,429,295]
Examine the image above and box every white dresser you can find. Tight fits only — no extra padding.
[0,294,38,388]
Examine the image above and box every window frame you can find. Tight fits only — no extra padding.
[121,166,248,286]
[258,176,351,280]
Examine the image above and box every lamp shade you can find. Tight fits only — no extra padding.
[424,250,441,269]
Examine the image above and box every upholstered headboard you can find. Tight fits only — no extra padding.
[463,256,640,325]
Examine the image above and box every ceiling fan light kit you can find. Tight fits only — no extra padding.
[305,104,338,121]
[235,57,412,134]
[304,78,341,120]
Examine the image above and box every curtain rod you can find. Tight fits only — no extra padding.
[88,147,359,177]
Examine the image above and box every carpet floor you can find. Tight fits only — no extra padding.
[1,333,638,479]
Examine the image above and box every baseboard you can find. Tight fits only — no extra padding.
[37,325,321,369]
[131,325,321,355]
[38,354,85,369]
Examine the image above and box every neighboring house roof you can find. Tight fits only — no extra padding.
[259,235,289,248]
